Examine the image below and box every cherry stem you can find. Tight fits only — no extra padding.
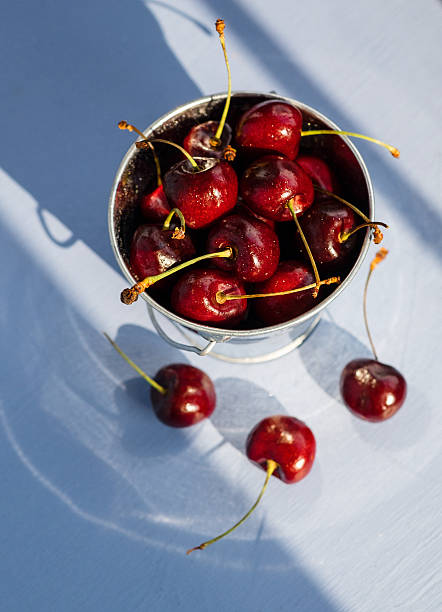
[363,247,389,361]
[120,247,234,305]
[216,276,340,304]
[339,221,388,244]
[137,138,200,171]
[103,333,166,395]
[287,199,321,297]
[212,19,232,145]
[300,129,400,158]
[162,208,186,239]
[186,459,278,555]
[118,121,162,186]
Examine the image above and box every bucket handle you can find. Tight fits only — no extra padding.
[148,305,218,356]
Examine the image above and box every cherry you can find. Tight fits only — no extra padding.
[163,155,238,230]
[171,268,247,326]
[235,100,303,160]
[340,248,407,421]
[206,212,280,282]
[128,223,195,289]
[183,121,232,160]
[251,261,316,325]
[184,20,233,160]
[296,155,336,192]
[240,155,314,222]
[187,415,315,554]
[341,359,406,422]
[297,199,358,267]
[235,99,400,160]
[246,415,316,483]
[104,334,216,428]
[139,184,170,222]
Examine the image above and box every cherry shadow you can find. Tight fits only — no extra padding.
[299,318,371,402]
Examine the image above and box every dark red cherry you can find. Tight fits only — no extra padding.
[139,184,171,222]
[246,415,316,484]
[186,412,316,554]
[296,155,336,192]
[240,155,314,221]
[104,334,215,429]
[163,157,238,229]
[340,359,407,422]
[171,268,247,326]
[252,261,315,326]
[207,213,280,282]
[151,363,216,427]
[129,224,195,283]
[235,100,303,160]
[183,120,232,159]
[298,199,357,266]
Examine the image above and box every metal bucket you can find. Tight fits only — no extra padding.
[109,92,374,363]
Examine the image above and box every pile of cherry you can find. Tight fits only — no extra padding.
[107,20,407,555]
[118,96,382,328]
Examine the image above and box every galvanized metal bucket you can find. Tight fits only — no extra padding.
[109,92,374,363]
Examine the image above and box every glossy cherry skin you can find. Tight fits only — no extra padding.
[151,364,216,427]
[252,261,315,326]
[163,157,238,230]
[240,155,314,221]
[235,100,303,160]
[207,213,280,282]
[183,120,232,159]
[139,184,171,222]
[296,155,335,192]
[340,359,407,422]
[246,415,316,484]
[298,199,356,266]
[171,268,247,326]
[129,224,195,282]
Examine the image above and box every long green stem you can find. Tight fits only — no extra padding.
[300,129,400,158]
[186,459,278,554]
[137,138,200,171]
[216,276,340,304]
[363,247,389,361]
[103,333,166,395]
[120,247,234,305]
[213,19,232,143]
[287,199,321,297]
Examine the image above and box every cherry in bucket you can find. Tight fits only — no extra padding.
[340,248,407,421]
[235,99,400,160]
[104,334,216,427]
[187,415,316,554]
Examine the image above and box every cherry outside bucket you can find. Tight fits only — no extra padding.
[108,92,374,363]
